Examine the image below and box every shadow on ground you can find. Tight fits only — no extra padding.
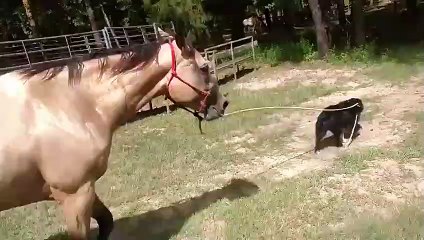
[218,67,255,85]
[47,178,259,240]
[124,104,179,125]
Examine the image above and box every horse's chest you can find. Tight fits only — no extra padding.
[34,111,112,191]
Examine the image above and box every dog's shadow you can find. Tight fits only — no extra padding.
[46,178,259,240]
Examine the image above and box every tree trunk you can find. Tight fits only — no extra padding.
[406,0,418,19]
[335,0,348,47]
[84,0,102,45]
[351,0,365,46]
[308,0,329,58]
[22,0,39,38]
[336,0,347,28]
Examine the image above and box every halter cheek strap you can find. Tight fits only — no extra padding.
[165,41,211,134]
[166,42,210,113]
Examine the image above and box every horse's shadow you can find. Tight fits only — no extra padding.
[47,178,259,240]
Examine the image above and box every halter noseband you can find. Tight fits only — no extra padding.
[165,41,211,133]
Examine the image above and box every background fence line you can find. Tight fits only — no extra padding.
[0,21,175,73]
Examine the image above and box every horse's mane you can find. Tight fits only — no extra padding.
[20,41,162,86]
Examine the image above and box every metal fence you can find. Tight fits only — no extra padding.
[203,36,257,80]
[0,21,175,73]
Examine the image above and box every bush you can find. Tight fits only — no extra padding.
[256,38,317,66]
[328,42,382,65]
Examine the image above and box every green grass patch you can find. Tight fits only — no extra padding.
[338,111,424,174]
[256,38,317,66]
[320,203,424,240]
[338,148,383,173]
[174,173,352,240]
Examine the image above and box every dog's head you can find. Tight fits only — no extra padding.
[345,98,364,113]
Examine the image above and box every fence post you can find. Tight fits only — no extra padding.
[102,28,111,49]
[212,50,218,80]
[140,27,149,43]
[230,41,237,80]
[153,23,160,41]
[84,36,92,53]
[123,28,130,46]
[64,36,72,57]
[251,36,256,71]
[21,40,31,67]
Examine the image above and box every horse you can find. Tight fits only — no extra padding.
[243,15,265,36]
[0,30,229,240]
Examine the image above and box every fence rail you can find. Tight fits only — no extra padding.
[203,36,257,80]
[0,21,174,73]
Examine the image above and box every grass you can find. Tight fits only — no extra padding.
[338,111,424,174]
[256,38,317,66]
[174,173,352,240]
[251,40,424,85]
[1,50,424,239]
[318,203,424,240]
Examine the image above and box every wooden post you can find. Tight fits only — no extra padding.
[212,50,218,80]
[251,36,257,70]
[84,36,91,53]
[230,41,237,80]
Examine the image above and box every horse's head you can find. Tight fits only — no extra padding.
[163,32,229,121]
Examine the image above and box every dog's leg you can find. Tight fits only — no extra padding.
[333,129,343,148]
[314,123,327,153]
[341,130,349,147]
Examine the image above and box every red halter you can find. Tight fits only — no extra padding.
[166,42,210,114]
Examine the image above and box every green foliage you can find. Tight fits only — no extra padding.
[144,0,208,37]
[256,38,317,66]
[328,42,381,65]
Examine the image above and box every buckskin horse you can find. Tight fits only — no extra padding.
[0,30,229,240]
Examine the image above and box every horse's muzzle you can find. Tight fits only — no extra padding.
[204,100,229,121]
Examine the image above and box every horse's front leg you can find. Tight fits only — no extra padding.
[52,181,95,240]
[92,194,114,240]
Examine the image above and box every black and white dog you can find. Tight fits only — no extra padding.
[314,98,364,153]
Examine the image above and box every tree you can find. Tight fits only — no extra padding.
[308,0,329,58]
[406,0,418,19]
[203,0,253,40]
[145,0,208,38]
[84,0,101,43]
[351,0,365,46]
[21,0,39,37]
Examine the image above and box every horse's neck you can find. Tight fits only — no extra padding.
[91,45,174,130]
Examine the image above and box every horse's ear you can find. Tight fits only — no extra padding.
[175,34,186,50]
[185,30,196,47]
[175,30,195,57]
[157,26,176,43]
